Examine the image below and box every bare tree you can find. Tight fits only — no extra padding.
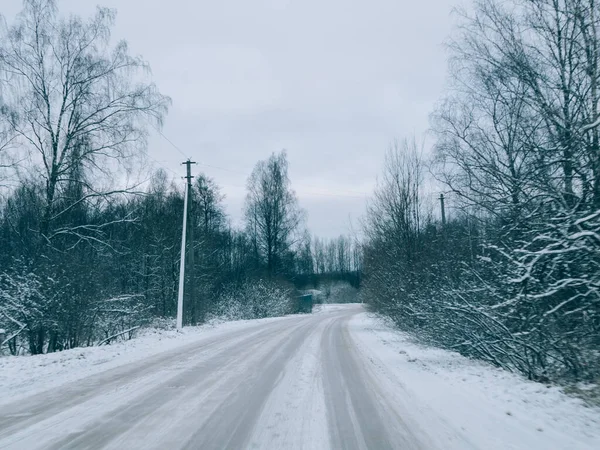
[400,0,600,382]
[244,151,303,278]
[0,0,170,243]
[195,174,226,234]
[0,0,169,355]
[432,79,540,223]
[312,236,326,275]
[448,0,600,209]
[0,62,17,188]
[362,139,431,317]
[367,139,425,260]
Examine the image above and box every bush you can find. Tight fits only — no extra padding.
[209,280,295,321]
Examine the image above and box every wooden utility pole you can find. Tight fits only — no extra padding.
[176,159,196,330]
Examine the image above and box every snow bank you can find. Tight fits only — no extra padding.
[348,312,600,450]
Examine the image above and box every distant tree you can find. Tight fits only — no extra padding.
[194,174,226,234]
[244,151,303,278]
[312,237,326,275]
[367,139,425,263]
[294,231,315,286]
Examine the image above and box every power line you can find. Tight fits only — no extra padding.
[147,122,373,199]
[297,189,367,199]
[150,122,252,176]
[148,121,189,160]
[143,152,180,177]
[196,162,248,176]
[145,149,370,199]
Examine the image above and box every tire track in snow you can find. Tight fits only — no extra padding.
[0,305,434,450]
[180,315,325,449]
[322,315,428,450]
[0,318,310,449]
[0,320,275,438]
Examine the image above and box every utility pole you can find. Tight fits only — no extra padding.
[184,159,197,325]
[176,182,188,330]
[177,159,196,330]
[439,193,446,226]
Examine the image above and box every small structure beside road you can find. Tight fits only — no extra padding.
[296,294,313,313]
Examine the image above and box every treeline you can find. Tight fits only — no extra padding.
[0,1,359,356]
[297,235,362,289]
[362,0,600,383]
[0,148,359,355]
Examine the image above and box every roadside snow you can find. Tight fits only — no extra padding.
[313,303,358,313]
[0,315,293,407]
[348,312,600,450]
[3,305,597,450]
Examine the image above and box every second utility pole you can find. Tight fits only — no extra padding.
[439,193,446,226]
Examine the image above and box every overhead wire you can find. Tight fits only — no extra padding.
[148,121,189,160]
[148,123,372,199]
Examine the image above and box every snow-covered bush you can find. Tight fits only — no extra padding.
[0,261,151,355]
[0,268,53,355]
[361,0,600,385]
[209,280,295,321]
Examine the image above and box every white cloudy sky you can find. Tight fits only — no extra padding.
[3,0,460,237]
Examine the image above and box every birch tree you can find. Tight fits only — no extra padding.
[0,0,169,354]
[0,0,170,244]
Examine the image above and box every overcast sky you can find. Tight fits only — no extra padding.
[3,0,460,238]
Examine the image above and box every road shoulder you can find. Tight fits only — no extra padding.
[347,312,600,450]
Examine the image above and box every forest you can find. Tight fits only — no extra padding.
[362,0,600,383]
[2,0,600,386]
[0,0,359,356]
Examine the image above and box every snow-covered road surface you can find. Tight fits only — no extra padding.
[0,304,598,449]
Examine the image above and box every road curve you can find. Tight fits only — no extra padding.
[0,304,429,450]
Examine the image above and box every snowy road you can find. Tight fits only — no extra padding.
[0,304,598,450]
[0,305,425,449]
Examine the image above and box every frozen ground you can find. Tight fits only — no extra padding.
[0,304,598,449]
